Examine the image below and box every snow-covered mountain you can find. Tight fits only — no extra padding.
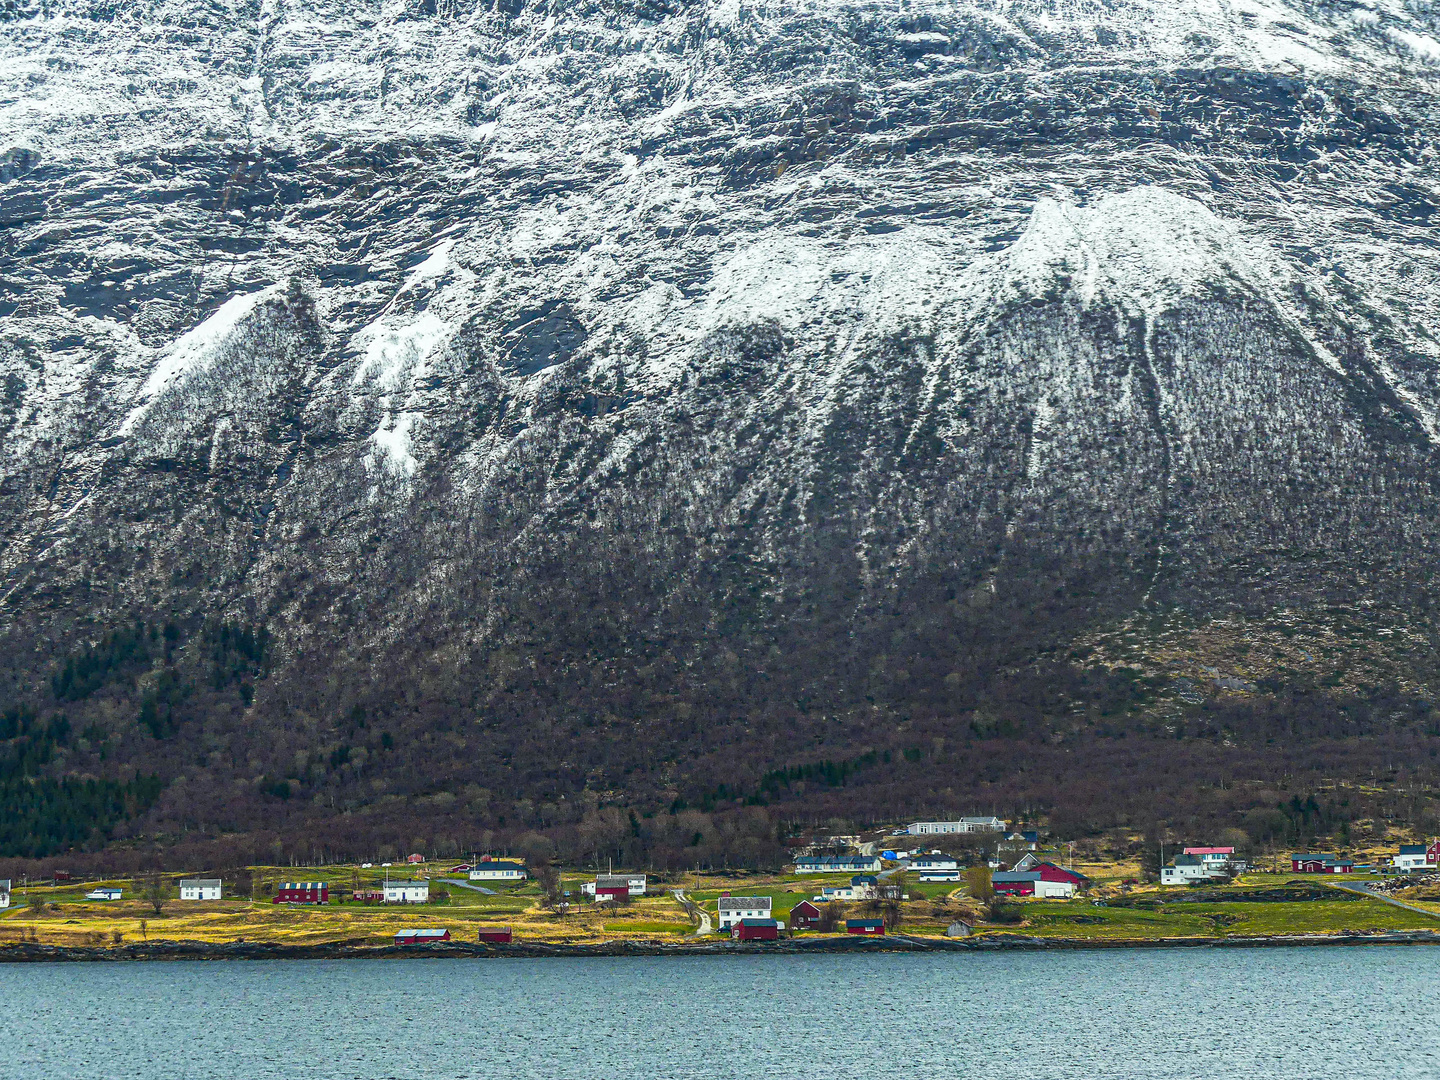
[2,0,1440,851]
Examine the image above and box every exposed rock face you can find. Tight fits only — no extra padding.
[1,0,1439,850]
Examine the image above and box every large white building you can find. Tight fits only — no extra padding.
[384,880,430,904]
[581,874,647,897]
[469,860,528,882]
[179,878,223,900]
[716,895,773,931]
[795,855,883,874]
[902,818,1007,836]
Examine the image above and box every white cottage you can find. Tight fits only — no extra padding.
[179,878,223,901]
[384,879,430,904]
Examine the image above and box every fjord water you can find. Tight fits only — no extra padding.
[4,949,1439,1078]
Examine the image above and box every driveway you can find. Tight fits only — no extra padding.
[1330,880,1440,919]
[672,889,712,936]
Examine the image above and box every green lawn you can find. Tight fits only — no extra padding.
[1007,897,1438,939]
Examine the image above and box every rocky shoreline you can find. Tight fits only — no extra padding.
[6,931,1440,964]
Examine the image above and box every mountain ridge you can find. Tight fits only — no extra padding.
[2,0,1440,868]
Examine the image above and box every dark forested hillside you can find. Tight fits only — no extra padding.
[4,0,1440,872]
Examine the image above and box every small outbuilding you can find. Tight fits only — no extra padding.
[788,900,823,931]
[394,928,451,945]
[845,919,886,936]
[476,926,513,943]
[732,918,780,941]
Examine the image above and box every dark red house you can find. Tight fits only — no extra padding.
[476,926,513,943]
[732,918,780,941]
[351,889,384,904]
[273,882,329,904]
[594,885,629,903]
[846,919,885,936]
[789,900,822,931]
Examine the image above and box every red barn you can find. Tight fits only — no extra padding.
[1034,862,1090,888]
[595,886,629,903]
[789,900,822,931]
[273,882,329,904]
[732,918,780,941]
[351,889,384,904]
[476,926,513,943]
[846,919,885,936]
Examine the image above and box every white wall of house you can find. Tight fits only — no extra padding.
[1394,852,1435,871]
[0,892,9,909]
[469,866,527,881]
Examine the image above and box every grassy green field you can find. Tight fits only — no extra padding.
[1006,898,1438,939]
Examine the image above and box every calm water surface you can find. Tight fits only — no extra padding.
[3,947,1439,1078]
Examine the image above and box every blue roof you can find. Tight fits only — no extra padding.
[992,872,1041,882]
[738,918,779,927]
[846,919,884,927]
[1400,845,1427,854]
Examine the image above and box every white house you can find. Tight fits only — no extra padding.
[1161,854,1224,885]
[383,880,430,904]
[179,878,223,901]
[469,860,528,882]
[0,880,9,909]
[902,817,1007,836]
[85,887,123,901]
[815,875,880,902]
[795,855,883,874]
[716,895,773,931]
[1183,846,1238,870]
[581,874,647,897]
[1394,842,1440,871]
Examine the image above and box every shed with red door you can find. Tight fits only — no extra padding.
[273,882,329,904]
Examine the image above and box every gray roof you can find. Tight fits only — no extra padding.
[595,874,645,886]
[386,880,429,887]
[718,896,772,910]
[180,878,223,887]
[991,872,1042,882]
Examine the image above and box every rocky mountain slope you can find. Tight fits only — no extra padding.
[2,0,1440,863]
